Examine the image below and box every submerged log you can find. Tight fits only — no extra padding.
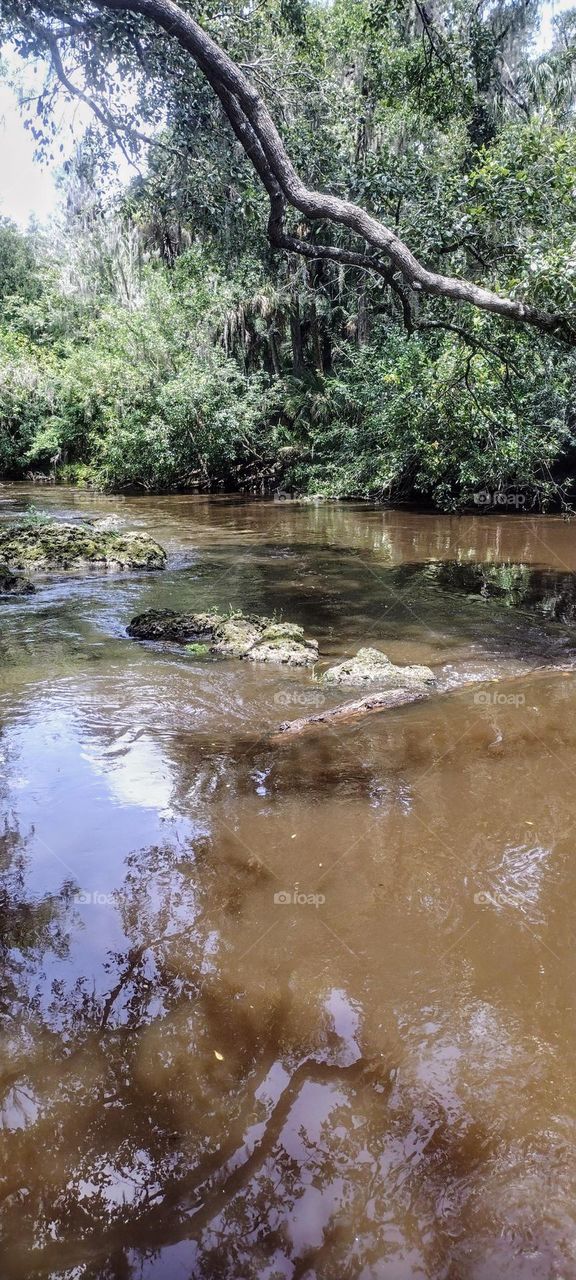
[271,686,430,740]
[270,665,569,742]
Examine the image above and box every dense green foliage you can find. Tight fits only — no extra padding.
[1,0,575,507]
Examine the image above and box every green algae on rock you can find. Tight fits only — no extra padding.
[322,646,436,690]
[0,522,167,571]
[247,622,319,666]
[0,562,35,596]
[127,609,318,666]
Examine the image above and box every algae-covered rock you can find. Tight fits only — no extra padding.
[322,646,435,690]
[127,609,220,643]
[0,562,35,596]
[0,521,167,572]
[212,615,264,657]
[127,608,318,665]
[247,622,318,667]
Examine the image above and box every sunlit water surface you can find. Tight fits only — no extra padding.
[1,486,576,1279]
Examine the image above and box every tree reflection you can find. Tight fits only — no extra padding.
[423,559,576,626]
[0,815,483,1280]
[2,681,576,1278]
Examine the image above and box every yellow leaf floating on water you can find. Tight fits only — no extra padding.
[214,1050,224,1061]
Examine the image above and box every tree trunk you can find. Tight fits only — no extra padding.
[269,667,557,742]
[308,297,324,372]
[357,285,370,345]
[267,330,282,378]
[289,301,304,374]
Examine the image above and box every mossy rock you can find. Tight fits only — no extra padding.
[0,562,35,596]
[322,646,436,690]
[0,521,167,572]
[248,622,318,667]
[127,607,318,665]
[127,609,221,643]
[212,615,265,657]
[259,622,307,643]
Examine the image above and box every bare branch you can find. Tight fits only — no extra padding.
[29,17,140,168]
[419,320,522,373]
[29,16,185,163]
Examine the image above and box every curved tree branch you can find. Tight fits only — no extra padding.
[418,320,522,373]
[207,78,418,329]
[16,0,576,343]
[29,16,141,168]
[79,0,576,344]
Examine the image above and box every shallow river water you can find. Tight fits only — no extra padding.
[2,486,576,1279]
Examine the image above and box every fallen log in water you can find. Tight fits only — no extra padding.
[270,685,430,741]
[270,665,570,742]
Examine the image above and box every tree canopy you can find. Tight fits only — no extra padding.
[4,0,576,341]
[0,0,575,505]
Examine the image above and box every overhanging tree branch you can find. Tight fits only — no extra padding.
[15,0,576,344]
[84,0,576,344]
[211,80,416,324]
[29,15,141,168]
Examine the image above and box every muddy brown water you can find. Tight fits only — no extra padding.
[1,486,576,1279]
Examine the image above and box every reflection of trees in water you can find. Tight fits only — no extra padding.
[144,539,576,663]
[0,820,73,978]
[425,560,576,627]
[2,503,576,1274]
[0,815,75,1080]
[1,770,575,1278]
[0,813,498,1280]
[0,832,330,1274]
[2,676,576,1276]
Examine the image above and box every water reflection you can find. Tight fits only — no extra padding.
[1,489,576,1276]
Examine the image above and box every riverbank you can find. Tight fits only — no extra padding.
[10,469,576,515]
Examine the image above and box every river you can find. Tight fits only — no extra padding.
[1,485,576,1279]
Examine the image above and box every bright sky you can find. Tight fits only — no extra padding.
[0,81,57,226]
[0,0,574,227]
[538,0,575,47]
[0,55,95,227]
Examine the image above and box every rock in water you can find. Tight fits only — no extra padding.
[127,609,318,666]
[247,622,318,667]
[127,609,222,644]
[322,646,436,690]
[213,615,265,657]
[0,522,167,571]
[0,562,35,596]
